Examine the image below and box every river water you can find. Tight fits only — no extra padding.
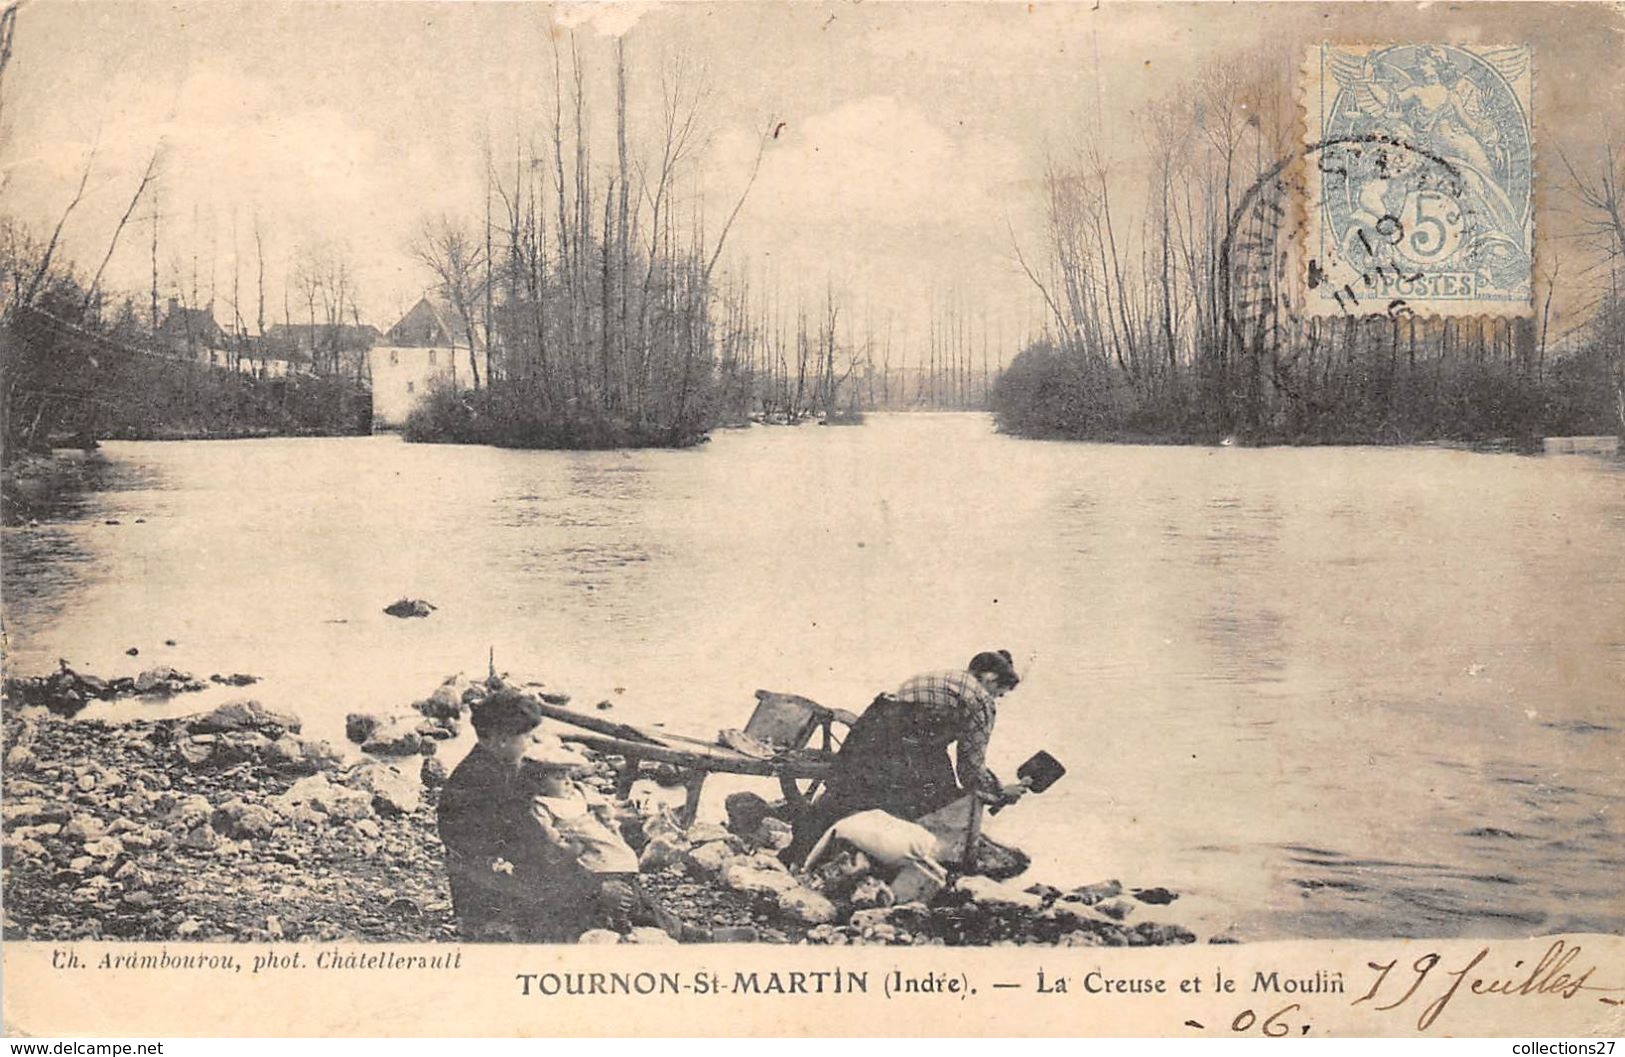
[4,414,1622,941]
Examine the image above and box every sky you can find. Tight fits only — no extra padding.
[3,1,1622,354]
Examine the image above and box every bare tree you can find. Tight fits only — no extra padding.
[83,146,161,317]
[411,214,487,389]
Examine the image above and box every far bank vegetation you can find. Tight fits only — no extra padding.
[995,50,1625,445]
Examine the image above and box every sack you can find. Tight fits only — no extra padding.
[803,809,945,884]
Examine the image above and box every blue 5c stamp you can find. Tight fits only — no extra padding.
[1304,44,1534,317]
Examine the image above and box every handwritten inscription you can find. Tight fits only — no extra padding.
[1353,940,1624,1031]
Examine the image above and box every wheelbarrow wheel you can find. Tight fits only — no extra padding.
[777,711,852,815]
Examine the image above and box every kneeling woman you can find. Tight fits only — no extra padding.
[786,649,1027,864]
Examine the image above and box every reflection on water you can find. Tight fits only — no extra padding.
[3,417,1622,941]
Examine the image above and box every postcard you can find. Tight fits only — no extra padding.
[2,0,1621,1039]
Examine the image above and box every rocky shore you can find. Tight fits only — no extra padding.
[2,671,1201,947]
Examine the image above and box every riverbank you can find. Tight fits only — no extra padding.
[2,671,1202,947]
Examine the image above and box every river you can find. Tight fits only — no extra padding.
[4,413,1622,941]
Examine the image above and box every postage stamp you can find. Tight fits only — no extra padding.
[1302,43,1534,317]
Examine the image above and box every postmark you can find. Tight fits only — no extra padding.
[1302,44,1534,316]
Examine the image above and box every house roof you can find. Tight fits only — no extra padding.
[157,303,224,346]
[385,295,482,349]
[264,322,380,351]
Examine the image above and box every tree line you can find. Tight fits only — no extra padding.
[994,49,1625,445]
[401,36,775,448]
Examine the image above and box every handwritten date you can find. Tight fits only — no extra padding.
[1353,940,1622,1032]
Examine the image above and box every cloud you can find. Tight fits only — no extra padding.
[553,3,659,39]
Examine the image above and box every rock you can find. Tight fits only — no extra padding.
[133,667,202,695]
[1040,901,1105,932]
[846,908,899,942]
[1025,883,1062,904]
[126,646,139,655]
[3,837,48,862]
[624,926,677,945]
[271,775,373,821]
[6,745,37,771]
[685,822,731,845]
[383,598,436,618]
[881,902,934,933]
[3,800,69,827]
[159,794,213,831]
[1134,921,1196,945]
[421,683,463,717]
[724,792,773,837]
[1132,886,1179,905]
[684,841,735,876]
[707,926,759,943]
[755,817,794,851]
[361,721,424,757]
[267,915,284,940]
[638,835,689,872]
[82,836,124,859]
[277,805,325,828]
[578,929,622,945]
[175,738,214,768]
[210,799,278,840]
[415,719,456,741]
[804,924,850,945]
[353,819,382,840]
[68,855,96,873]
[264,735,341,775]
[954,876,1044,911]
[210,732,274,767]
[175,918,202,938]
[1095,899,1134,922]
[121,891,155,910]
[187,700,300,738]
[966,837,1031,881]
[345,713,385,744]
[849,877,895,911]
[720,859,800,897]
[1058,930,1107,947]
[112,861,149,885]
[811,850,874,901]
[208,673,260,687]
[353,763,421,817]
[892,862,947,904]
[420,757,448,789]
[62,815,107,842]
[1063,879,1123,906]
[179,825,219,852]
[776,886,838,925]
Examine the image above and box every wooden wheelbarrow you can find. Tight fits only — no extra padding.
[535,689,857,827]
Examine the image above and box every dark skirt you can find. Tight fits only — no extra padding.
[785,695,961,865]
